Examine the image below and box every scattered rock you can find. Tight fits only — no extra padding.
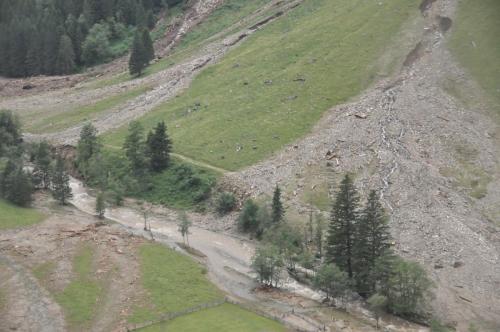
[434,263,444,269]
[22,84,35,90]
[459,295,473,303]
[354,113,368,119]
[438,16,452,33]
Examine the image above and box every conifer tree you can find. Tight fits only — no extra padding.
[55,34,76,75]
[0,110,21,158]
[25,30,42,76]
[32,141,53,189]
[146,121,171,172]
[95,191,105,218]
[51,156,72,205]
[326,174,359,278]
[76,123,101,177]
[9,167,34,207]
[0,159,17,198]
[142,28,154,63]
[129,30,148,76]
[123,121,147,177]
[354,190,393,296]
[271,185,284,224]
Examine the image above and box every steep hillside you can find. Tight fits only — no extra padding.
[104,0,418,170]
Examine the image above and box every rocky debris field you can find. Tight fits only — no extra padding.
[226,0,500,329]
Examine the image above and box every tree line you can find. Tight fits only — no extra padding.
[0,110,72,207]
[0,0,183,77]
[74,120,172,216]
[248,175,434,323]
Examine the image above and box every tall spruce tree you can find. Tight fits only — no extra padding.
[55,34,76,74]
[326,174,359,278]
[353,190,393,296]
[129,30,148,76]
[146,121,171,172]
[123,121,147,177]
[271,185,284,224]
[76,123,101,177]
[142,28,154,63]
[51,156,72,205]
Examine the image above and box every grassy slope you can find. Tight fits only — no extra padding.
[137,160,217,210]
[105,0,418,170]
[449,0,500,113]
[0,200,45,230]
[98,147,218,210]
[25,86,151,134]
[90,0,271,88]
[129,243,222,323]
[55,246,104,329]
[140,303,285,332]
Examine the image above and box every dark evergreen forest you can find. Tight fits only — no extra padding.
[0,0,183,78]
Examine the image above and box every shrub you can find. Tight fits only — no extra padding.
[238,199,260,233]
[215,192,236,215]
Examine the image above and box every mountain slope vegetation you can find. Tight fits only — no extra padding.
[105,0,418,170]
[449,0,500,113]
[0,0,182,77]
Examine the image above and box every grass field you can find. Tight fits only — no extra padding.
[26,86,151,134]
[104,0,418,170]
[0,200,45,230]
[139,303,286,332]
[449,0,500,113]
[55,246,104,329]
[129,243,222,323]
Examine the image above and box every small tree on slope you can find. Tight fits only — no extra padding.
[271,185,284,224]
[51,156,72,205]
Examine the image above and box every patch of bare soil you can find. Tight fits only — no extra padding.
[0,201,147,332]
[226,0,500,330]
